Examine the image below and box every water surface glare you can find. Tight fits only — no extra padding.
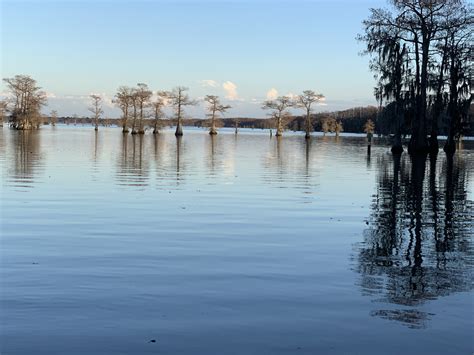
[1,126,473,355]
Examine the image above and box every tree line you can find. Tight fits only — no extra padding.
[2,48,473,142]
[359,0,473,154]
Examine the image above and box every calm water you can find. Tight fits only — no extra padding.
[1,126,473,355]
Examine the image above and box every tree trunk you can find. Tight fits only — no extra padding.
[276,115,282,136]
[305,110,311,139]
[209,112,217,135]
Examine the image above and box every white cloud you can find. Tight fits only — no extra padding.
[266,88,278,100]
[222,81,238,100]
[285,92,299,100]
[200,79,219,87]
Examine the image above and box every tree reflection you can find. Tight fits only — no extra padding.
[356,152,473,329]
[115,134,149,187]
[9,130,42,189]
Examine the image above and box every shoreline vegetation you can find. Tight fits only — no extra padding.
[1,0,472,154]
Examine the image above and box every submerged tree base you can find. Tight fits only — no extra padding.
[209,129,217,135]
[175,124,183,136]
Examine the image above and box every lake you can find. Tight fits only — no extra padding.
[1,126,473,355]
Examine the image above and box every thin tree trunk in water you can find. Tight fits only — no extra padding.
[276,113,283,136]
[209,109,217,135]
[175,103,183,136]
[131,105,138,135]
[305,109,311,139]
[392,104,403,153]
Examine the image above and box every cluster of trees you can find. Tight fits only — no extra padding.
[262,91,325,138]
[321,117,344,136]
[113,85,228,136]
[360,0,473,154]
[2,75,47,129]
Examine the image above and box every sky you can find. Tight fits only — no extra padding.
[1,0,386,118]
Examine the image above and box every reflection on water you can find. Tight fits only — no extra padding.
[1,126,473,354]
[6,130,42,190]
[356,152,473,329]
[116,134,150,187]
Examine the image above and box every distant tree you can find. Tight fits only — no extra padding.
[205,95,231,135]
[2,75,47,130]
[364,119,375,134]
[321,118,330,135]
[295,90,324,139]
[262,96,293,136]
[162,87,196,136]
[151,92,167,134]
[114,86,134,133]
[89,94,103,131]
[335,120,343,136]
[50,110,58,126]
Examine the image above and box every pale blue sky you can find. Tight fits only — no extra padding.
[1,0,384,117]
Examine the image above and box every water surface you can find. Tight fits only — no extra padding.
[1,126,473,354]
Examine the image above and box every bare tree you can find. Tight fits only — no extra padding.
[2,75,47,130]
[50,110,58,126]
[262,96,293,136]
[162,87,197,136]
[150,92,167,134]
[114,86,134,133]
[295,90,324,139]
[204,95,231,135]
[136,83,152,134]
[89,94,103,131]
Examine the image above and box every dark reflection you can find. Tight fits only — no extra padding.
[355,152,473,329]
[115,134,149,187]
[8,130,42,189]
[207,134,217,176]
[261,136,320,197]
[175,136,183,184]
